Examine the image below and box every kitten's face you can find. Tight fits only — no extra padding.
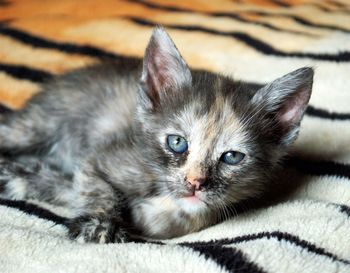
[136,27,313,215]
[138,75,279,215]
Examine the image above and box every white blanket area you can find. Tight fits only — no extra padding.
[1,162,350,273]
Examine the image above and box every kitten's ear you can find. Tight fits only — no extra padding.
[252,67,313,145]
[140,27,192,109]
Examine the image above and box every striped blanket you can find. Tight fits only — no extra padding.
[0,0,350,272]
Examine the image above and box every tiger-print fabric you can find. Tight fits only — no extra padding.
[0,1,350,273]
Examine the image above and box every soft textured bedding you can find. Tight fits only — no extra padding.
[0,0,350,272]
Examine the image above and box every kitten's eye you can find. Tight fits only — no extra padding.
[221,151,245,165]
[167,135,188,154]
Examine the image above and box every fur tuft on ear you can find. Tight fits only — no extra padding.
[252,67,314,145]
[140,27,192,109]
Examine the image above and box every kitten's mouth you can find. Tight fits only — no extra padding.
[176,193,208,214]
[182,195,201,204]
[180,191,206,205]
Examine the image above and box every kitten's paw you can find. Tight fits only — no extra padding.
[114,226,129,243]
[68,216,129,244]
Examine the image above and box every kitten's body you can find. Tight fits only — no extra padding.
[0,28,313,242]
[5,60,140,173]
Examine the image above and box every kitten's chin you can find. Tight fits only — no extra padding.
[176,195,208,215]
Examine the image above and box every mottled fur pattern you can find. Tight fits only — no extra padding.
[0,27,313,243]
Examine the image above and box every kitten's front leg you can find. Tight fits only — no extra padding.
[68,209,129,244]
[68,165,129,244]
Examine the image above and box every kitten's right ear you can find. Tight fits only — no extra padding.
[140,27,192,110]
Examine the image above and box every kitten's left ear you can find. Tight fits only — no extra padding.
[252,67,313,145]
[140,27,192,109]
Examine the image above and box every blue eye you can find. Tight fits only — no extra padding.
[167,135,188,154]
[221,151,245,165]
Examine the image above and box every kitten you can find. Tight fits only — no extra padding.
[0,27,313,243]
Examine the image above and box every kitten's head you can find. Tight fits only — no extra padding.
[136,27,313,216]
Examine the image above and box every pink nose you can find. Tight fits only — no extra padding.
[186,176,206,192]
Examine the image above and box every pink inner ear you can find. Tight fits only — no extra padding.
[144,42,183,105]
[278,88,309,125]
[145,64,160,106]
[145,51,175,107]
[150,53,175,91]
[279,99,301,124]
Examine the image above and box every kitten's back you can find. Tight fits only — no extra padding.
[6,60,142,173]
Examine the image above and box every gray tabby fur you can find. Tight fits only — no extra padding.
[0,27,313,243]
